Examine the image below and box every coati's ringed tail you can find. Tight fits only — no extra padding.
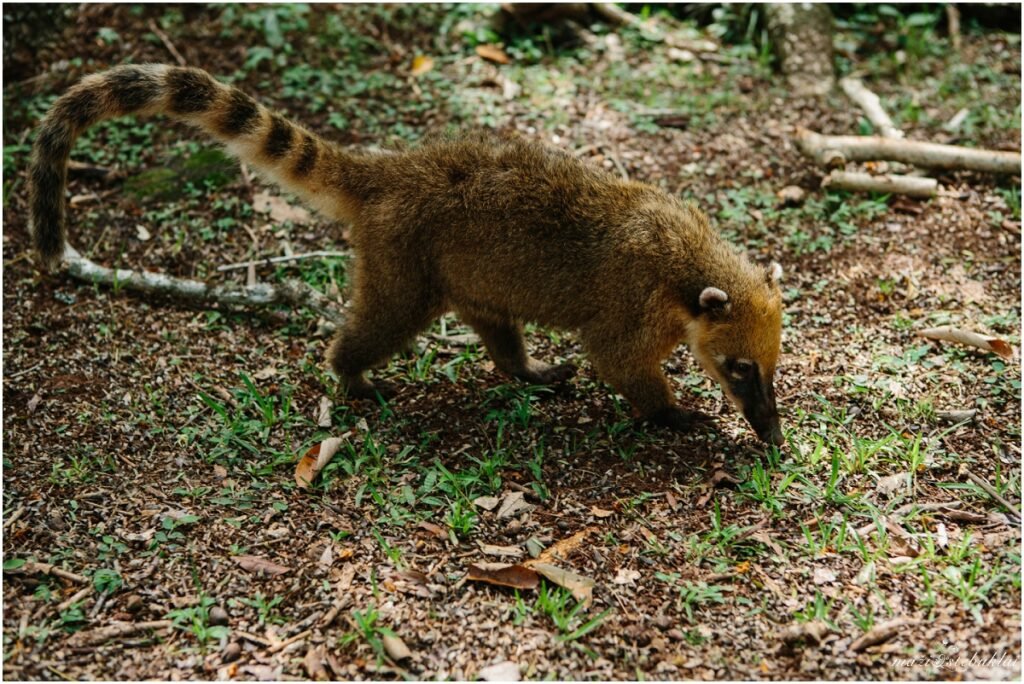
[28,64,359,271]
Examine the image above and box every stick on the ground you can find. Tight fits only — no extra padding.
[5,561,89,585]
[823,170,937,198]
[797,127,1022,174]
[962,467,1020,519]
[147,20,187,67]
[68,620,173,647]
[839,77,903,139]
[916,326,1014,359]
[217,250,349,272]
[62,245,345,325]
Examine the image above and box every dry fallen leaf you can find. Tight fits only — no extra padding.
[318,543,333,568]
[410,54,434,76]
[303,644,328,681]
[466,563,539,590]
[613,568,641,585]
[473,496,500,511]
[478,542,524,558]
[418,520,447,539]
[524,528,594,566]
[382,633,411,661]
[812,567,837,585]
[495,491,532,519]
[295,436,347,489]
[876,472,908,496]
[529,562,595,605]
[917,326,1013,360]
[478,661,521,681]
[233,555,290,577]
[316,396,333,428]
[590,506,615,518]
[253,365,278,380]
[253,190,312,225]
[476,44,511,64]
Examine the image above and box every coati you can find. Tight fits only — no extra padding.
[29,64,785,445]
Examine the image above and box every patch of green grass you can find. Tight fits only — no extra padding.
[339,604,401,664]
[167,596,228,650]
[534,582,612,642]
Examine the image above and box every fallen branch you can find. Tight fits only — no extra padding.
[147,19,187,67]
[839,77,903,139]
[217,250,349,273]
[961,467,1020,521]
[848,617,916,653]
[916,326,1014,359]
[68,620,173,647]
[797,127,1021,174]
[5,561,89,585]
[62,245,345,326]
[823,170,937,199]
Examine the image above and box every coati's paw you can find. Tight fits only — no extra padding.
[343,377,397,402]
[517,361,577,385]
[534,362,578,385]
[647,406,714,432]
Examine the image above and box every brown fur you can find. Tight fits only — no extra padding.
[28,64,785,441]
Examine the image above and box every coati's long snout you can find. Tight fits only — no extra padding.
[731,372,784,446]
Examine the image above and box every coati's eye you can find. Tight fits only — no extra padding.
[730,359,754,379]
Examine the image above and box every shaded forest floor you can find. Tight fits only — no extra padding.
[2,4,1021,680]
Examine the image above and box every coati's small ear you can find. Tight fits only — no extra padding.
[767,261,783,284]
[699,286,730,312]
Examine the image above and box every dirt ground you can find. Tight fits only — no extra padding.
[2,4,1021,681]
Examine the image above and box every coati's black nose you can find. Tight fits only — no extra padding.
[747,411,784,446]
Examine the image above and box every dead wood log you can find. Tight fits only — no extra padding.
[823,170,937,199]
[839,77,903,139]
[61,245,345,325]
[797,128,1021,174]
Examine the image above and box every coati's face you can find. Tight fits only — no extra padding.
[689,264,785,446]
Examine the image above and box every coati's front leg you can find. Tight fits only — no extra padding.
[460,314,577,385]
[587,343,712,431]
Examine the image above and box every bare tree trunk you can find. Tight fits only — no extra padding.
[765,4,835,96]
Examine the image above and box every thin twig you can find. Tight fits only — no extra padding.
[217,251,350,273]
[7,561,89,585]
[962,467,1020,521]
[56,586,93,613]
[267,628,312,654]
[147,20,187,67]
[6,362,43,380]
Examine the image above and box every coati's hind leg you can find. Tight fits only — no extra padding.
[460,314,576,385]
[327,261,443,399]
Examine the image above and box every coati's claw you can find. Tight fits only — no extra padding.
[648,406,714,432]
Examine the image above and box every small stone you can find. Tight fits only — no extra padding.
[777,185,806,207]
[222,641,242,663]
[124,594,144,613]
[209,605,230,626]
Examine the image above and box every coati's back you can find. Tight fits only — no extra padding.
[353,136,711,327]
